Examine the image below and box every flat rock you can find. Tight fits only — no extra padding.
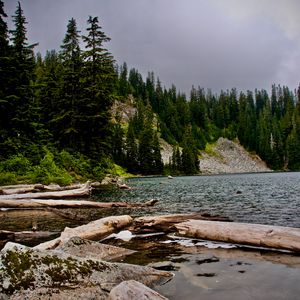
[108,280,169,300]
[55,236,136,261]
[0,243,173,299]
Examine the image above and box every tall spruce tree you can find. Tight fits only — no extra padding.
[55,18,82,152]
[81,16,115,158]
[0,0,10,157]
[7,1,37,157]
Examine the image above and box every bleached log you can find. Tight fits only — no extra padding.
[133,213,231,233]
[0,183,85,195]
[34,215,133,250]
[175,220,300,252]
[0,198,158,209]
[108,280,168,300]
[0,181,91,200]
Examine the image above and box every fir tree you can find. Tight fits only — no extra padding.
[81,16,116,158]
[125,120,138,173]
[55,18,82,152]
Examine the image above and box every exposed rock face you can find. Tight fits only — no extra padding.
[200,138,271,174]
[0,243,173,299]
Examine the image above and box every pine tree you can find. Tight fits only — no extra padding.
[6,1,37,157]
[181,126,200,175]
[0,0,11,157]
[55,18,82,152]
[125,121,138,173]
[81,16,116,158]
[152,133,164,174]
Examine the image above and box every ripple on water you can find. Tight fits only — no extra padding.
[96,172,300,227]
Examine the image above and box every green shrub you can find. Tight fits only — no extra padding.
[28,149,73,185]
[0,154,32,175]
[57,150,91,179]
[0,172,18,185]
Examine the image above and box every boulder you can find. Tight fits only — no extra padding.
[0,243,173,299]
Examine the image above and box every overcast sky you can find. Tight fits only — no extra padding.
[3,0,300,95]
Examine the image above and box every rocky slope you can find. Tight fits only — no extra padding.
[112,99,271,175]
[199,138,271,174]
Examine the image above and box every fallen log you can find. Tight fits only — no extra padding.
[133,213,231,233]
[0,198,158,209]
[34,215,133,250]
[0,183,86,195]
[0,181,91,200]
[175,220,300,253]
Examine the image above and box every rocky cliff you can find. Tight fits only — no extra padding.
[199,138,271,174]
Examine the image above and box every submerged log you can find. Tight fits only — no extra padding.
[133,213,231,233]
[0,181,91,200]
[34,215,133,250]
[175,220,300,253]
[0,198,159,209]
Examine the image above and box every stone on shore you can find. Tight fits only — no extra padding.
[0,243,173,299]
[108,280,169,300]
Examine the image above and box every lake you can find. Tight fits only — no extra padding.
[99,172,300,227]
[1,172,300,299]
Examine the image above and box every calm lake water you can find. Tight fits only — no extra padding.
[99,172,300,228]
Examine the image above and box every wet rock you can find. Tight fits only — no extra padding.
[196,256,220,264]
[55,236,136,262]
[148,261,178,272]
[108,280,169,300]
[196,273,216,277]
[0,243,173,299]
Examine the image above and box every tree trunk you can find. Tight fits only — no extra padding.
[34,215,133,250]
[175,220,300,252]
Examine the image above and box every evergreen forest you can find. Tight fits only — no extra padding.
[1,1,300,184]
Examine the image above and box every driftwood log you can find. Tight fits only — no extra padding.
[133,213,231,233]
[175,220,300,253]
[0,183,85,195]
[0,198,158,209]
[0,181,91,200]
[34,215,133,250]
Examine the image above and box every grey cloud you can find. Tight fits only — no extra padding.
[3,0,300,94]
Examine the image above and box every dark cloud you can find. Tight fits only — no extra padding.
[3,0,300,94]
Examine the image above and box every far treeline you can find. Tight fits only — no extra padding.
[1,1,300,185]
